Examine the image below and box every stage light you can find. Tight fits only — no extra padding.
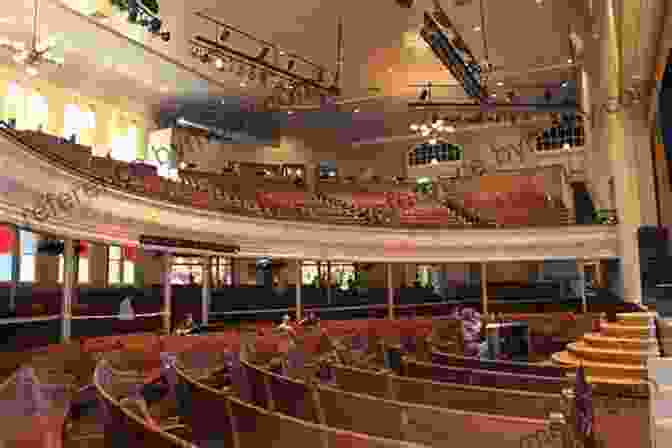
[149,17,162,33]
[257,47,270,60]
[419,88,429,101]
[215,58,224,70]
[159,31,170,42]
[220,30,231,42]
[410,124,419,131]
[287,59,295,71]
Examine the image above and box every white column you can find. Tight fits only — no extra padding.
[163,253,172,334]
[480,262,488,315]
[600,0,643,304]
[62,238,75,343]
[387,263,394,319]
[295,260,302,321]
[202,256,212,326]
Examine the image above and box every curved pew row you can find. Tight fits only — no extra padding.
[233,358,557,448]
[94,362,195,448]
[430,350,566,377]
[173,360,429,448]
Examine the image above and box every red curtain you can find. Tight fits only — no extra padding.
[0,225,14,254]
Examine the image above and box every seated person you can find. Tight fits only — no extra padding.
[175,313,197,336]
[277,314,295,331]
[298,312,320,327]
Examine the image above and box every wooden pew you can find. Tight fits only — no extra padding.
[331,363,566,420]
[241,359,556,448]
[402,357,570,394]
[430,350,566,377]
[94,364,195,448]
[174,361,428,448]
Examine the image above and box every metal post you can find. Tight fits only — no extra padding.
[387,263,394,319]
[295,260,302,321]
[326,261,332,305]
[61,238,75,343]
[577,259,587,313]
[202,256,212,326]
[163,253,172,334]
[480,262,488,315]
[9,225,19,313]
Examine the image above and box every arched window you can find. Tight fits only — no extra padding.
[408,141,463,166]
[26,91,48,131]
[111,124,138,162]
[63,103,82,141]
[5,82,27,129]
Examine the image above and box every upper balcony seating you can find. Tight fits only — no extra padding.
[3,126,577,229]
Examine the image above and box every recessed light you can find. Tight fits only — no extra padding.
[287,111,294,115]
[496,81,504,86]
[473,26,481,32]
[387,68,393,73]
[567,58,573,64]
[430,158,438,165]
[354,108,360,112]
[562,143,570,149]
[491,93,497,97]
[279,51,286,56]
[240,82,247,87]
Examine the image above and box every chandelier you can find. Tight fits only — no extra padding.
[409,113,456,144]
[0,0,63,76]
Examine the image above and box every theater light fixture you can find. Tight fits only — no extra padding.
[1,0,63,75]
[111,0,171,42]
[192,10,341,106]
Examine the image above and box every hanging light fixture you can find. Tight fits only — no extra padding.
[409,114,456,142]
[1,0,63,75]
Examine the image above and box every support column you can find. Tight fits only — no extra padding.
[295,260,302,321]
[162,253,172,334]
[9,225,19,313]
[577,259,587,313]
[480,262,488,315]
[61,239,75,343]
[387,263,394,319]
[202,256,212,326]
[601,0,643,303]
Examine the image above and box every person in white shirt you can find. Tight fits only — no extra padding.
[118,296,135,321]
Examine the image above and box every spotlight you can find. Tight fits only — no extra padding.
[561,81,568,88]
[220,29,231,42]
[257,47,270,60]
[287,60,295,71]
[149,17,162,33]
[419,88,429,101]
[215,58,224,70]
[200,52,210,64]
[128,7,138,23]
[159,31,170,42]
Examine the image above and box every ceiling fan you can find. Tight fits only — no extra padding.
[0,0,63,76]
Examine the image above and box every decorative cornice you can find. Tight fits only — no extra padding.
[0,133,619,262]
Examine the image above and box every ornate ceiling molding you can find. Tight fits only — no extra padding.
[0,133,619,262]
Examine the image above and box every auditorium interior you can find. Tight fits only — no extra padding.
[0,0,672,446]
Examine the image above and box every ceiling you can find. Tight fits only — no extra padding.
[0,0,590,131]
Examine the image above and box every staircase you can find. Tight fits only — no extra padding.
[552,312,660,385]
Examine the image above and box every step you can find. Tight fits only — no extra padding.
[600,322,655,339]
[567,341,658,365]
[551,350,650,383]
[616,312,658,326]
[582,333,659,351]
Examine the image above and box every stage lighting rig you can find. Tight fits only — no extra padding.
[110,0,171,42]
[191,10,341,102]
